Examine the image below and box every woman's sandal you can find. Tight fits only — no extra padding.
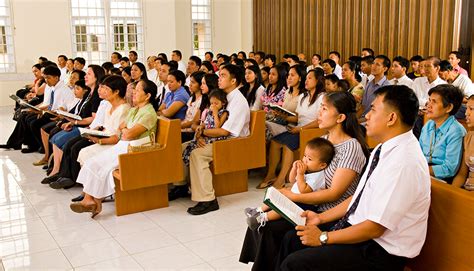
[256,179,275,189]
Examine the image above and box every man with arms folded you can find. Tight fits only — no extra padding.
[277,85,431,271]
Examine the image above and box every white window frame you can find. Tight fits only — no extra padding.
[191,0,212,59]
[0,0,15,73]
[70,0,144,65]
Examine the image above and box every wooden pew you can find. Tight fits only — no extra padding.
[295,128,327,159]
[211,110,266,196]
[406,178,474,271]
[112,117,183,216]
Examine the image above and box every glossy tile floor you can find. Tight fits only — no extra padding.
[0,106,262,270]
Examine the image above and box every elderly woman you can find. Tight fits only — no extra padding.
[419,84,466,182]
[240,91,368,270]
[70,79,158,217]
[453,95,474,190]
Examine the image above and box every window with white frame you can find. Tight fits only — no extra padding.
[0,0,15,73]
[70,0,143,65]
[191,0,212,58]
[110,0,143,60]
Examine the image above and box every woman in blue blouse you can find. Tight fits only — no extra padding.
[419,84,466,182]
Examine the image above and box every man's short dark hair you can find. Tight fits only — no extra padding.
[120,56,130,62]
[410,55,424,62]
[43,66,61,77]
[58,55,68,61]
[282,54,291,59]
[74,57,86,65]
[129,50,138,57]
[264,54,276,63]
[361,55,375,65]
[329,51,341,59]
[205,51,214,59]
[393,56,410,71]
[39,56,48,62]
[449,51,462,59]
[375,55,391,68]
[41,61,58,68]
[439,60,453,72]
[255,51,265,59]
[428,84,464,116]
[163,61,178,72]
[374,85,419,127]
[322,59,336,69]
[172,50,182,59]
[222,64,244,86]
[112,52,122,59]
[361,48,374,56]
[218,54,231,63]
[288,55,299,63]
[189,56,202,67]
[306,137,335,165]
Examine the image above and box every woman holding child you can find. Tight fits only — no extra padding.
[240,91,369,271]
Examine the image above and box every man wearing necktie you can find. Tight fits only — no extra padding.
[277,85,431,271]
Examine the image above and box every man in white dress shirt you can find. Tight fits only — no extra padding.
[57,55,68,81]
[329,51,343,79]
[277,85,430,271]
[183,64,250,215]
[389,56,413,88]
[185,56,202,86]
[172,50,186,73]
[360,55,375,88]
[111,52,122,68]
[411,56,447,107]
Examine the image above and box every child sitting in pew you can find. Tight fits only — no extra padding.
[182,89,229,166]
[245,137,335,230]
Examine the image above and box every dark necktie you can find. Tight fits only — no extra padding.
[331,145,382,230]
[48,89,55,110]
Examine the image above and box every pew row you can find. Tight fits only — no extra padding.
[211,110,266,196]
[113,117,183,216]
[407,178,474,271]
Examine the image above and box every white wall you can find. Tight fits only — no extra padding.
[0,0,253,106]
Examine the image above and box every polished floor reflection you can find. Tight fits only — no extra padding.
[0,106,259,270]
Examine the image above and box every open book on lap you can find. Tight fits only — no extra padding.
[264,187,306,226]
[56,109,82,120]
[269,104,297,116]
[78,127,114,138]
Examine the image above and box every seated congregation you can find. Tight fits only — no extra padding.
[1,48,473,271]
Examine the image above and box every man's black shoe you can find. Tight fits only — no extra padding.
[41,174,60,184]
[21,147,37,153]
[71,194,84,202]
[187,199,219,215]
[49,177,75,189]
[0,144,21,150]
[168,185,190,201]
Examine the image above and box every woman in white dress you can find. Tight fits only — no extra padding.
[77,76,131,164]
[70,79,158,218]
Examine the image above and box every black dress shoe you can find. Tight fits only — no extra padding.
[71,194,84,202]
[21,147,37,154]
[168,185,190,201]
[0,144,20,150]
[42,165,48,170]
[187,199,219,215]
[41,174,60,184]
[49,177,76,189]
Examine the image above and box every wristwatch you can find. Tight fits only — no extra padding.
[319,231,328,245]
